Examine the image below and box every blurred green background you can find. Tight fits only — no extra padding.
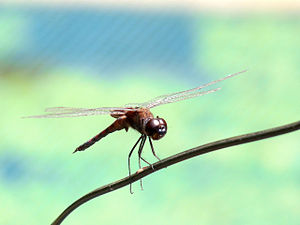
[1,3,300,225]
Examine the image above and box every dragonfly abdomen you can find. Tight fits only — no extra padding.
[73,117,128,153]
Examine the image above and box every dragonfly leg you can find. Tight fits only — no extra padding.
[140,156,152,167]
[140,155,154,170]
[149,137,161,161]
[128,135,143,194]
[139,142,152,167]
[137,135,147,191]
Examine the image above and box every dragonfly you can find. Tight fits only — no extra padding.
[25,70,246,193]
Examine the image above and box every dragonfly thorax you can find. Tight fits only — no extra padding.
[145,117,167,140]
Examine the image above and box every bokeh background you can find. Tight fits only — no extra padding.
[1,1,300,224]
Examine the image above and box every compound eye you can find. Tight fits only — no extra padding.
[152,125,167,140]
[145,118,167,140]
[145,119,159,136]
[157,124,167,135]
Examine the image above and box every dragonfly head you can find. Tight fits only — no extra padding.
[145,117,167,140]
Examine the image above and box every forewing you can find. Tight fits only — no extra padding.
[145,88,221,108]
[141,70,246,108]
[24,107,136,118]
[45,107,87,113]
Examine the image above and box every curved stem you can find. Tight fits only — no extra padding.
[52,120,300,225]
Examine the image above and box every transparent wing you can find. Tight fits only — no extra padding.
[153,88,221,106]
[44,107,86,113]
[126,88,221,108]
[24,107,136,119]
[127,70,246,109]
[25,70,246,118]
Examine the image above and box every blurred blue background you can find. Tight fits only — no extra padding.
[1,2,300,225]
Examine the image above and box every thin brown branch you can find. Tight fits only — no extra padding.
[52,120,300,225]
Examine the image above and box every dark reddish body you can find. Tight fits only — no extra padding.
[74,108,167,153]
